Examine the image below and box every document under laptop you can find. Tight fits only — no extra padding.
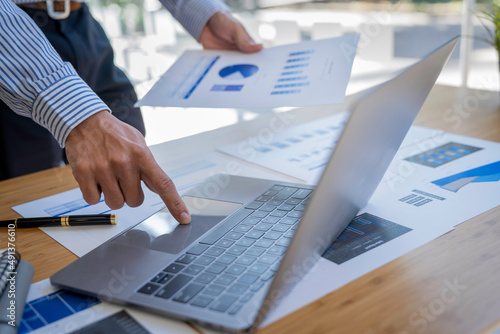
[51,36,459,333]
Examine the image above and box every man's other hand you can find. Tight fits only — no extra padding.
[65,111,191,224]
[199,11,263,53]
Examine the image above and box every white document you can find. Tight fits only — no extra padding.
[218,113,443,184]
[13,186,161,258]
[13,153,281,257]
[136,35,359,108]
[24,279,196,334]
[373,132,500,231]
[261,133,500,326]
[261,213,451,327]
[219,111,349,184]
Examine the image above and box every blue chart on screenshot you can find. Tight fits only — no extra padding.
[404,142,482,167]
[322,213,412,265]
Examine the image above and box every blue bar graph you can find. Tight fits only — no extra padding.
[287,137,302,143]
[273,49,314,96]
[183,56,220,99]
[286,57,310,63]
[270,142,289,149]
[20,290,100,334]
[289,50,314,56]
[277,76,308,82]
[274,82,310,89]
[283,63,309,69]
[270,89,301,95]
[211,84,243,92]
[255,147,272,153]
[281,70,303,76]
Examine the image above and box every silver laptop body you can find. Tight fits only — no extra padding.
[51,37,459,333]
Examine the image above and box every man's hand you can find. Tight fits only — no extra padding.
[65,110,191,224]
[199,11,263,53]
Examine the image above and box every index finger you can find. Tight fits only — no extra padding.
[141,158,191,224]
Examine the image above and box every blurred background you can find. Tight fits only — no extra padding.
[86,0,499,146]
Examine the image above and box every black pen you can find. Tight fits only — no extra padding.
[0,214,117,228]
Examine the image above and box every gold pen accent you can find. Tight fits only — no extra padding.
[1,214,115,228]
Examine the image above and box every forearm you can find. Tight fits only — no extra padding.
[0,0,108,147]
[159,0,228,40]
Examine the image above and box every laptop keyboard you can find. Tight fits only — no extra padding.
[137,185,311,315]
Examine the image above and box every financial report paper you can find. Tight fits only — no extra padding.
[136,35,359,108]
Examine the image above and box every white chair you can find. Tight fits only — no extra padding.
[311,22,342,40]
[356,23,394,63]
[271,20,301,45]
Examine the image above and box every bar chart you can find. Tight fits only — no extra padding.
[20,290,100,334]
[271,50,313,96]
[405,142,482,168]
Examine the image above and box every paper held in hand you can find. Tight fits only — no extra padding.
[136,35,359,109]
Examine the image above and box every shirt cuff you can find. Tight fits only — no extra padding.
[31,62,110,148]
[169,0,229,41]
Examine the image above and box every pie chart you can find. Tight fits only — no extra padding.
[219,64,259,80]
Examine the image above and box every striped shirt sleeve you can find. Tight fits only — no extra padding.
[160,0,229,41]
[0,0,109,147]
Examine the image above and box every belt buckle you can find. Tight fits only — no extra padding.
[46,0,70,20]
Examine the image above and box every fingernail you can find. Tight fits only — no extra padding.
[180,212,191,224]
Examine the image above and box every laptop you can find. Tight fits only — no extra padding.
[51,36,459,333]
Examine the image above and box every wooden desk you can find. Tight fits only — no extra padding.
[1,85,499,334]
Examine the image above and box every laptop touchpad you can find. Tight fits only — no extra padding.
[112,196,242,254]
